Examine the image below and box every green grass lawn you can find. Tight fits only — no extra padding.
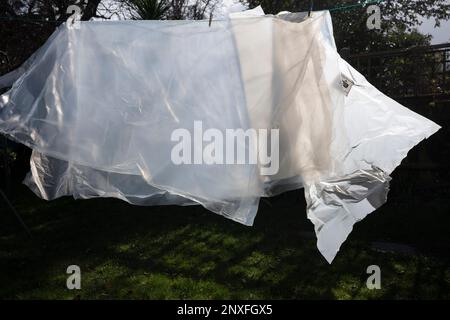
[1,175,449,299]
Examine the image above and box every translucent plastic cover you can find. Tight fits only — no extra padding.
[0,10,440,263]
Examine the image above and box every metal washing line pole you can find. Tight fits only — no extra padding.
[0,136,32,237]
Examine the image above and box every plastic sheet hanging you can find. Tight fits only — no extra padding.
[0,9,440,263]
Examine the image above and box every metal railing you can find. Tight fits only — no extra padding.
[348,43,450,100]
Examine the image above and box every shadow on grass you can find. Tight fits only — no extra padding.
[0,181,449,299]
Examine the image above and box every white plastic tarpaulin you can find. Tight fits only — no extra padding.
[0,9,440,263]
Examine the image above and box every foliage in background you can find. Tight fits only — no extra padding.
[121,0,219,20]
[126,0,170,19]
[350,45,450,98]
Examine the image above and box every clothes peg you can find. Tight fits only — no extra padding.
[308,0,314,17]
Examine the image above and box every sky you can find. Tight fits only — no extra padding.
[415,0,450,44]
[418,18,450,44]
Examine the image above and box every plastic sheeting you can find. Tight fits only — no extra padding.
[0,9,440,263]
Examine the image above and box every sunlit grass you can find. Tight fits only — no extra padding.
[0,182,449,300]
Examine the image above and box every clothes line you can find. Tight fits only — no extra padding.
[329,0,384,12]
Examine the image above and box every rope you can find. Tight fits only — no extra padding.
[329,0,385,12]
